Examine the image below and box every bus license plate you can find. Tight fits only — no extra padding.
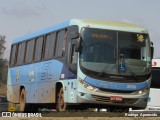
[110,96,123,102]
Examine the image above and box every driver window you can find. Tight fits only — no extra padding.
[71,44,77,64]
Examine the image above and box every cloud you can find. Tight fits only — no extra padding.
[1,1,44,19]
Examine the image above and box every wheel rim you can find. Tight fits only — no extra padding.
[57,88,66,111]
[59,90,64,109]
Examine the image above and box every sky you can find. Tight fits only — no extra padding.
[0,0,160,59]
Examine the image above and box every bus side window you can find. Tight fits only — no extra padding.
[62,30,67,56]
[44,35,50,60]
[44,33,56,60]
[10,44,17,67]
[55,29,67,57]
[34,37,44,62]
[69,44,77,73]
[71,44,77,64]
[16,42,26,65]
[25,39,35,64]
[151,68,160,89]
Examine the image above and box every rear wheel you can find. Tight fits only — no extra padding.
[56,87,66,111]
[19,89,27,112]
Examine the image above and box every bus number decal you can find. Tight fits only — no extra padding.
[127,85,136,89]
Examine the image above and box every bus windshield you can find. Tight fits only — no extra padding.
[80,28,150,78]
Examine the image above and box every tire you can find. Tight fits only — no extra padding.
[19,89,27,112]
[56,87,66,112]
[19,89,38,112]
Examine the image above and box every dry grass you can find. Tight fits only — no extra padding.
[0,85,7,96]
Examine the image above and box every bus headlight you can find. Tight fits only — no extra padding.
[79,79,99,91]
[133,87,149,95]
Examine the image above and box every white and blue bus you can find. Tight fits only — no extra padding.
[7,19,153,112]
[145,59,160,110]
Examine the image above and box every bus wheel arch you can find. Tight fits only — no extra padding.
[56,82,67,112]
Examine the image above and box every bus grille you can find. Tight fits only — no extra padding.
[123,98,138,104]
[92,95,110,102]
[92,94,138,104]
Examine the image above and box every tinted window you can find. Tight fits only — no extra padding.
[44,33,56,59]
[34,37,44,62]
[16,42,26,65]
[118,32,146,60]
[10,45,17,66]
[25,39,35,63]
[56,29,67,57]
[151,67,160,89]
[71,44,77,64]
[81,28,116,63]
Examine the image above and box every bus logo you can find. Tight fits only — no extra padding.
[152,61,157,66]
[137,34,144,42]
[8,106,16,112]
[119,64,126,72]
[41,62,53,80]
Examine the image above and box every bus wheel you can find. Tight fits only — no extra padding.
[56,87,66,111]
[19,89,27,112]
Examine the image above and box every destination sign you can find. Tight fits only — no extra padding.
[92,33,109,39]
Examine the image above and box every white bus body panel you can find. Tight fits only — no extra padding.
[146,59,160,110]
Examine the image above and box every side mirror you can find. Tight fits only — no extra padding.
[151,46,154,59]
[68,25,79,39]
[75,39,81,52]
[150,41,154,59]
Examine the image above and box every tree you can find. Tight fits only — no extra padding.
[0,35,8,86]
[0,35,6,58]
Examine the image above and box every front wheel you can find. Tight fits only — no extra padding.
[56,87,66,112]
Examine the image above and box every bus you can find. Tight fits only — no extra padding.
[146,59,160,110]
[7,19,153,112]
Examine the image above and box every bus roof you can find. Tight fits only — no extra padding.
[12,20,70,44]
[12,19,148,44]
[152,59,160,67]
[70,19,147,33]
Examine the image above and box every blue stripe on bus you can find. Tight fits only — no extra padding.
[84,76,149,91]
[12,20,70,44]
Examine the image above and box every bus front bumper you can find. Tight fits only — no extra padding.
[76,83,149,109]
